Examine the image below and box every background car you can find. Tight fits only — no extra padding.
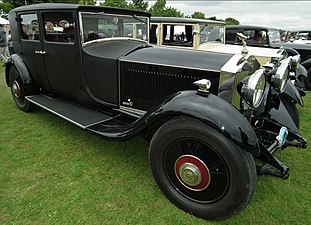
[150,17,281,66]
[226,25,311,89]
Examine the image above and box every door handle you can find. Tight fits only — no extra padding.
[34,50,46,55]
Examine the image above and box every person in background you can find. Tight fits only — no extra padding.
[8,30,14,55]
[0,24,9,63]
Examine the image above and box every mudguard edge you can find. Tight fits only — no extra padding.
[5,54,32,87]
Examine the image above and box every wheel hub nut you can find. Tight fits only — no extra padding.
[179,163,202,186]
[174,155,211,191]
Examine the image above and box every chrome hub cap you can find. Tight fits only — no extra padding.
[175,155,211,191]
[12,80,21,98]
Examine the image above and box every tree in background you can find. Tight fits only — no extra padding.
[79,0,96,5]
[2,0,240,25]
[100,0,128,8]
[128,0,148,12]
[0,2,14,13]
[149,0,183,17]
[224,17,239,25]
[2,0,40,7]
[191,11,205,19]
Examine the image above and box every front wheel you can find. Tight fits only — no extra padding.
[149,116,257,220]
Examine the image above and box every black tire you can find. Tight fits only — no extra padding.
[149,116,256,220]
[280,94,300,129]
[9,66,34,112]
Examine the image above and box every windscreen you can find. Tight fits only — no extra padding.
[80,12,148,43]
[199,25,225,44]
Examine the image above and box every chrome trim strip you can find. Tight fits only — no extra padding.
[120,106,146,116]
[82,37,148,47]
[79,12,84,44]
[120,58,220,73]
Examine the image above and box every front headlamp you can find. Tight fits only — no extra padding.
[272,58,290,93]
[241,69,266,108]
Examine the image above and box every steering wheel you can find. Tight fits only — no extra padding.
[59,20,70,28]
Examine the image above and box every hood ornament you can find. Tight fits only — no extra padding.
[237,32,248,57]
[193,79,211,93]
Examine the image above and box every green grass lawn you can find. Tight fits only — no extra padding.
[1,65,310,225]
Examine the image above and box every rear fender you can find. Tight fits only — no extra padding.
[5,54,32,87]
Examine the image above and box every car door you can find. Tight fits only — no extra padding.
[18,12,52,92]
[39,11,83,99]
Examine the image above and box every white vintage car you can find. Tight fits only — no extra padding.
[150,17,280,66]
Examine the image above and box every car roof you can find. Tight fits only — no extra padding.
[227,25,279,31]
[10,3,150,17]
[150,17,225,25]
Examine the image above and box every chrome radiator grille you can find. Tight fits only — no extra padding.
[120,62,220,111]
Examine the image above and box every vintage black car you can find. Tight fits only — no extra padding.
[226,25,311,90]
[5,3,307,220]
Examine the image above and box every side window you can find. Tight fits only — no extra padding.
[225,29,240,43]
[43,12,75,43]
[20,13,40,41]
[243,29,268,46]
[162,24,193,47]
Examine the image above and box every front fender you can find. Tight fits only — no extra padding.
[87,90,260,156]
[151,91,260,156]
[283,81,303,107]
[5,54,32,87]
[296,64,307,78]
[269,96,299,134]
[301,58,311,70]
[89,90,260,156]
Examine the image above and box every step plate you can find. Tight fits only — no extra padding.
[26,95,111,129]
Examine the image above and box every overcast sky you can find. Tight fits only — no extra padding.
[147,1,311,31]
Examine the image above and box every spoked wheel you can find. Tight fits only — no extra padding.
[149,116,256,220]
[9,66,34,112]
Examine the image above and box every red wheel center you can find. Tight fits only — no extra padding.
[174,155,211,191]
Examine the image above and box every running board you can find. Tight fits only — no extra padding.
[26,94,112,129]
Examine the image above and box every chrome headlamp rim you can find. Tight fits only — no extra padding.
[290,55,301,69]
[273,57,290,93]
[241,69,266,108]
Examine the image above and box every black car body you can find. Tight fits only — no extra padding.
[5,4,307,221]
[226,25,311,89]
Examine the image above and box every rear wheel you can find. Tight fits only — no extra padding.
[149,116,256,220]
[9,66,34,112]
